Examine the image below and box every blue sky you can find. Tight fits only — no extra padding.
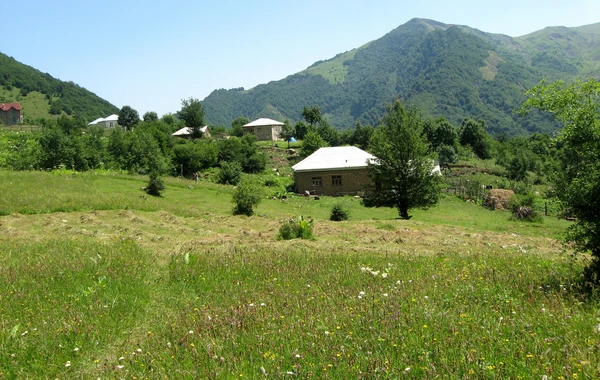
[2,0,599,119]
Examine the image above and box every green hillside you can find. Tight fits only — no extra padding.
[203,18,600,136]
[0,52,119,122]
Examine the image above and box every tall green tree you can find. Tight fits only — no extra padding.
[520,79,600,278]
[301,105,322,127]
[230,116,249,137]
[143,111,158,122]
[365,101,443,220]
[179,97,205,139]
[301,131,328,158]
[118,106,140,131]
[279,120,296,148]
[460,118,491,159]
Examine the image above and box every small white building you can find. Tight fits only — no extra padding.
[171,126,211,138]
[243,118,284,141]
[88,114,119,128]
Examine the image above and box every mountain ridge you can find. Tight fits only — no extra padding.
[202,18,600,135]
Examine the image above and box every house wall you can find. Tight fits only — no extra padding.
[245,125,283,141]
[294,168,372,195]
[97,120,118,128]
[0,108,21,126]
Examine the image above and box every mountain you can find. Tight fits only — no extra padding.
[202,18,600,136]
[0,52,119,122]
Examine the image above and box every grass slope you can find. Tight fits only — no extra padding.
[0,170,598,378]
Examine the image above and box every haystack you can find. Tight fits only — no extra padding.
[483,189,514,210]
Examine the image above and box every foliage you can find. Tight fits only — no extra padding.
[520,78,600,275]
[230,116,249,137]
[217,161,243,185]
[330,203,351,221]
[460,118,491,159]
[365,101,443,219]
[143,111,158,122]
[301,105,322,126]
[179,97,205,138]
[301,131,328,158]
[145,172,165,196]
[437,144,459,169]
[509,193,542,222]
[231,178,263,216]
[118,106,140,130]
[279,120,296,147]
[172,140,219,176]
[217,135,266,173]
[277,215,314,240]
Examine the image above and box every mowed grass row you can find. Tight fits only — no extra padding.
[1,238,598,378]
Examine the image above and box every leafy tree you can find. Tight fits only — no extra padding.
[118,106,140,130]
[460,118,491,159]
[302,105,322,127]
[365,101,443,220]
[172,140,219,175]
[232,178,263,216]
[145,172,165,196]
[316,121,341,146]
[301,131,328,158]
[161,113,177,126]
[437,144,459,170]
[520,79,600,278]
[230,116,249,137]
[143,111,158,122]
[349,121,374,150]
[217,161,243,185]
[179,97,205,138]
[294,121,311,140]
[506,153,529,181]
[279,120,296,148]
[424,119,458,151]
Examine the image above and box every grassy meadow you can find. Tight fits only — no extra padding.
[1,169,599,378]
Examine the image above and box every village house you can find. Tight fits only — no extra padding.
[88,114,119,128]
[0,102,23,126]
[171,126,211,138]
[292,146,376,195]
[243,118,284,141]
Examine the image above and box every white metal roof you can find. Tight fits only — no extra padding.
[171,126,209,136]
[292,146,376,172]
[88,114,118,125]
[243,118,284,128]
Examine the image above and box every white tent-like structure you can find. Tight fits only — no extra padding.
[171,126,211,138]
[88,114,119,128]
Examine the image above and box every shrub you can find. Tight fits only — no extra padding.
[509,193,542,222]
[277,215,314,240]
[217,161,242,185]
[232,179,262,216]
[330,203,351,221]
[145,172,165,196]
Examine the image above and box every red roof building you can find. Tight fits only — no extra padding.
[0,102,23,126]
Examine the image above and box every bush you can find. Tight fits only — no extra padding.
[232,179,262,216]
[217,161,243,185]
[277,215,314,240]
[145,172,165,196]
[509,193,542,222]
[330,203,351,221]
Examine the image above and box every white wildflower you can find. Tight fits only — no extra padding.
[118,356,125,361]
[65,361,71,367]
[73,347,79,352]
[381,273,388,278]
[116,365,124,369]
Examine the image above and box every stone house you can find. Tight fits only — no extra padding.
[0,103,23,125]
[292,146,376,195]
[243,118,284,141]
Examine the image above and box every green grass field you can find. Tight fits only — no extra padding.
[1,170,598,378]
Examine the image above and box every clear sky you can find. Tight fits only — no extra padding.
[1,0,599,119]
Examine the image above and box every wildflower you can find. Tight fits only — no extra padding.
[260,303,266,307]
[404,367,411,373]
[189,330,194,334]
[73,347,79,352]
[136,348,142,353]
[383,293,389,297]
[325,331,330,335]
[65,361,71,367]
[249,303,254,307]
[381,273,388,278]
[117,365,124,369]
[359,291,365,296]
[424,296,429,299]
[21,331,28,336]
[118,356,125,361]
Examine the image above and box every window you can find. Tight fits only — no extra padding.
[312,177,323,187]
[332,175,342,186]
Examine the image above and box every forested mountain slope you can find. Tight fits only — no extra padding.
[203,18,600,135]
[0,52,118,122]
